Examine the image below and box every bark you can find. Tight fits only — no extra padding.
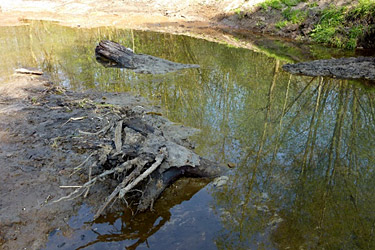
[282,57,375,81]
[95,40,200,74]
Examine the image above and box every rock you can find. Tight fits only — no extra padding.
[212,176,229,187]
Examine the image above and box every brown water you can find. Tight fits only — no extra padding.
[2,21,375,249]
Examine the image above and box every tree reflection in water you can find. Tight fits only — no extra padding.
[211,72,375,249]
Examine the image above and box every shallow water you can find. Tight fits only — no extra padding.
[2,21,375,249]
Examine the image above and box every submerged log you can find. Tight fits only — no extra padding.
[282,56,375,81]
[95,40,200,74]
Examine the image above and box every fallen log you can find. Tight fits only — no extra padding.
[282,56,375,81]
[95,40,200,74]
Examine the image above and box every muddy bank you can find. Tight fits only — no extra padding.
[0,73,225,249]
[0,0,371,51]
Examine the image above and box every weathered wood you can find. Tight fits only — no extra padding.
[283,56,375,81]
[95,40,200,74]
[55,107,227,216]
[137,157,225,212]
[95,40,136,69]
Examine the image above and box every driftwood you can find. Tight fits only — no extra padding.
[95,40,200,74]
[54,103,227,219]
[15,68,43,75]
[282,56,375,81]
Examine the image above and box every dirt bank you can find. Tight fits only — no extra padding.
[218,0,375,49]
[0,0,374,49]
[0,71,225,249]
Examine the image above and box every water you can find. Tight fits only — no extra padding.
[2,21,375,249]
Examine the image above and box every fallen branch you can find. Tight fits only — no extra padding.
[61,116,87,127]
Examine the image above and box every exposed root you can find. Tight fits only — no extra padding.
[118,150,166,199]
[53,99,226,218]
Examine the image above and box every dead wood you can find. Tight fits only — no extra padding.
[95,40,200,74]
[114,120,123,152]
[283,56,375,81]
[95,40,135,69]
[54,102,227,217]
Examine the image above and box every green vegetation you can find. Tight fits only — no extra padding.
[234,7,245,19]
[282,7,308,24]
[260,0,306,10]
[311,0,375,49]
[259,0,308,30]
[258,0,375,49]
[275,20,288,29]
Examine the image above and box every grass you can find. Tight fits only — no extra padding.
[255,0,374,49]
[310,0,375,49]
[259,0,308,29]
[260,0,306,10]
[275,20,289,29]
[282,7,308,24]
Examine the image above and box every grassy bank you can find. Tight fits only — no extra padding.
[310,0,375,49]
[230,0,375,49]
[264,0,375,49]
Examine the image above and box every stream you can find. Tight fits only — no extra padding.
[2,21,375,249]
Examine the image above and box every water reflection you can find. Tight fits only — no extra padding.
[2,21,375,249]
[212,75,375,249]
[45,179,219,250]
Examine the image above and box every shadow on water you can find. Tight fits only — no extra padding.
[2,21,375,249]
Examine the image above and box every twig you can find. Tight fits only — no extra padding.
[61,116,87,127]
[70,153,94,177]
[59,185,83,188]
[52,168,116,204]
[78,123,112,136]
[84,163,94,198]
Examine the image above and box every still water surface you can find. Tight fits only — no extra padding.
[1,21,375,249]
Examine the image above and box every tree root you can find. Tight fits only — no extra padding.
[53,102,227,218]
